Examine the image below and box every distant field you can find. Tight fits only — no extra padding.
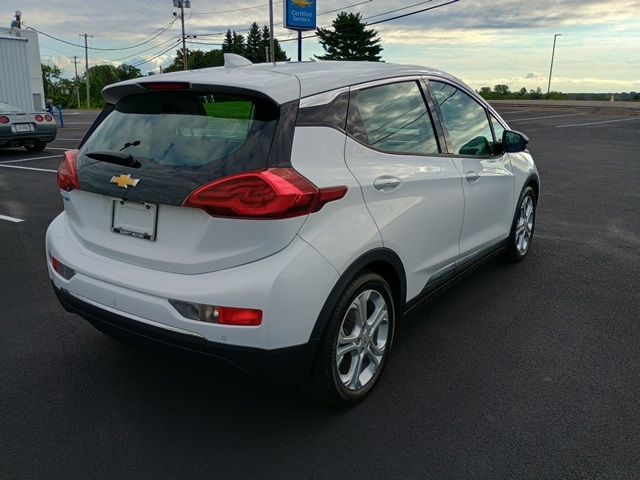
[204,101,253,119]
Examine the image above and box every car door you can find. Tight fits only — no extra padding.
[427,79,515,260]
[344,79,465,300]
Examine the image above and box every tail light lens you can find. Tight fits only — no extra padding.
[44,114,53,122]
[184,168,347,219]
[0,116,9,124]
[57,149,80,192]
[35,114,43,122]
[169,299,262,326]
[141,82,190,90]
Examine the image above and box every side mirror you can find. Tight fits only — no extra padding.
[502,130,529,153]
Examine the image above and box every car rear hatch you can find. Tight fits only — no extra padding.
[65,83,303,274]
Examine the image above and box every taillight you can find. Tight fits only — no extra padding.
[35,114,43,122]
[183,168,347,219]
[169,299,263,326]
[141,82,190,90]
[0,116,9,124]
[57,149,80,192]
[44,114,53,122]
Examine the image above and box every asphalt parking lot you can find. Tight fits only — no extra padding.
[1,106,639,479]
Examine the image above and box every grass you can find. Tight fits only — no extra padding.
[203,101,253,120]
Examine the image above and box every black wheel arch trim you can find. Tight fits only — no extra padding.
[309,248,406,342]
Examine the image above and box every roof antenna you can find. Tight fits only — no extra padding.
[224,53,252,68]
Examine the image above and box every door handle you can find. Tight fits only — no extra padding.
[465,171,480,183]
[373,176,401,192]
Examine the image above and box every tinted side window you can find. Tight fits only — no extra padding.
[430,81,494,156]
[349,81,439,155]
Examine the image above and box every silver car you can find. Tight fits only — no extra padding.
[0,100,57,152]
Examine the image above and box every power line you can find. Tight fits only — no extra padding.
[191,1,282,15]
[112,35,182,62]
[130,39,183,68]
[279,0,460,43]
[193,0,373,37]
[23,19,176,52]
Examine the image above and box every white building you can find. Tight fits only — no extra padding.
[0,25,45,111]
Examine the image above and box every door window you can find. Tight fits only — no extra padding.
[430,81,495,156]
[348,81,439,155]
[490,114,505,146]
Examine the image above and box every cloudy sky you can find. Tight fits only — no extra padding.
[11,0,640,92]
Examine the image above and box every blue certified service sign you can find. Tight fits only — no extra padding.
[284,0,316,31]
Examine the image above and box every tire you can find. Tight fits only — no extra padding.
[503,186,537,262]
[25,140,46,152]
[303,271,395,406]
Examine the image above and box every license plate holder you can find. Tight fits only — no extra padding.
[12,123,34,133]
[111,199,158,241]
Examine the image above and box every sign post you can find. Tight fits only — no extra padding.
[283,0,316,61]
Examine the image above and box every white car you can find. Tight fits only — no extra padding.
[47,56,539,405]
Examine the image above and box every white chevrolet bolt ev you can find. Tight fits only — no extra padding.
[47,56,539,405]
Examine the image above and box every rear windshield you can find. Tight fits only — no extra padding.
[80,91,279,168]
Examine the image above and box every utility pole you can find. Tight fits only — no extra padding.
[174,0,191,70]
[546,33,562,100]
[70,55,81,108]
[268,0,275,63]
[79,33,93,109]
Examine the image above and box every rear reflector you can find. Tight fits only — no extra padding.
[184,168,347,219]
[141,82,190,91]
[57,149,80,192]
[50,255,75,280]
[169,299,262,326]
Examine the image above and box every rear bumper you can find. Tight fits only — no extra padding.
[0,133,56,146]
[54,285,318,385]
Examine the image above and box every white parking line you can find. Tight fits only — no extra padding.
[63,122,93,125]
[508,112,588,122]
[55,138,83,141]
[0,154,60,164]
[0,164,57,173]
[557,117,640,128]
[45,147,72,151]
[0,214,24,223]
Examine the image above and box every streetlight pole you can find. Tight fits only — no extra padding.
[546,33,562,100]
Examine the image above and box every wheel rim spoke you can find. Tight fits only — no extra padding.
[515,196,534,254]
[336,288,390,391]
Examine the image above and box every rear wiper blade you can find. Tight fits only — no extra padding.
[85,151,142,168]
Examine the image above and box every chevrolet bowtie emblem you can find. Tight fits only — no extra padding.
[110,174,140,189]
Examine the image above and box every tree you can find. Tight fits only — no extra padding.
[245,22,263,63]
[86,64,119,107]
[478,86,493,99]
[315,12,382,61]
[222,30,234,53]
[115,64,142,81]
[41,63,61,98]
[261,25,288,62]
[493,84,510,96]
[517,87,527,97]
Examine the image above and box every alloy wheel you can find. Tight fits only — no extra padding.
[515,195,535,254]
[335,289,390,391]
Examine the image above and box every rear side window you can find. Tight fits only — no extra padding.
[348,81,439,155]
[430,81,495,156]
[80,91,279,168]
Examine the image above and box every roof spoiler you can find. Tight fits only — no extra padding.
[224,53,252,68]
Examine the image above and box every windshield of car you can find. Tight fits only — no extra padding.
[0,101,20,113]
[80,91,279,168]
